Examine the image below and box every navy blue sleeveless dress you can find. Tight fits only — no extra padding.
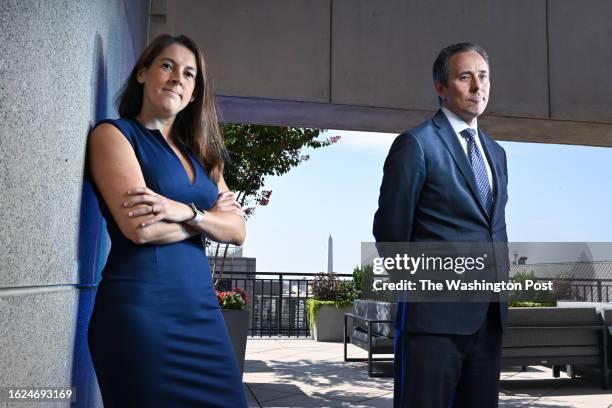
[87,118,247,408]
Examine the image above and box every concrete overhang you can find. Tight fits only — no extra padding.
[217,95,612,147]
[152,0,612,148]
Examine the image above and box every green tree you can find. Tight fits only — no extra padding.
[210,124,340,286]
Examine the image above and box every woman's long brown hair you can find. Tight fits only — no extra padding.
[116,34,226,181]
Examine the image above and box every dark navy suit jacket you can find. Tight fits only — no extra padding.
[373,109,509,335]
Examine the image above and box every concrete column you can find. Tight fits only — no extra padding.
[0,1,147,406]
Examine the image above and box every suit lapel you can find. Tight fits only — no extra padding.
[432,110,490,220]
[478,129,502,221]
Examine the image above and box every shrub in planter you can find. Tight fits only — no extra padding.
[217,287,248,310]
[307,273,358,341]
[509,301,555,307]
[353,264,394,302]
[508,271,570,307]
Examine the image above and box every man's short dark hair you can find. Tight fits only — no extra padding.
[433,42,490,87]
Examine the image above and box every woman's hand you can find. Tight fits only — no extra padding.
[124,187,193,227]
[210,191,243,216]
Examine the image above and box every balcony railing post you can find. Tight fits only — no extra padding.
[597,280,603,303]
[259,279,264,337]
[278,274,283,336]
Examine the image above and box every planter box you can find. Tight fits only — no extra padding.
[221,309,249,376]
[312,304,353,342]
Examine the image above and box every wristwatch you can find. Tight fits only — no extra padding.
[186,203,205,226]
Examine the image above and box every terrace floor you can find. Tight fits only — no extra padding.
[242,338,612,408]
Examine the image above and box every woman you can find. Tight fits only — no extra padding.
[87,34,248,407]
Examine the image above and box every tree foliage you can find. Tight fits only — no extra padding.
[222,123,340,217]
[210,123,340,286]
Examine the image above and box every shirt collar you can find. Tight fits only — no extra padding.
[441,106,478,136]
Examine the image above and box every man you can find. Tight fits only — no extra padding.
[373,43,509,407]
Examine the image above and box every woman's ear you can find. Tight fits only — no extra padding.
[136,67,146,84]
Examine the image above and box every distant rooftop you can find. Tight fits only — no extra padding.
[510,261,612,281]
[206,243,244,258]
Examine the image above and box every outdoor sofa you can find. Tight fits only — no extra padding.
[344,300,396,377]
[502,307,609,389]
[344,301,611,387]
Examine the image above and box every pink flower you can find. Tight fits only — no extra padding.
[233,287,249,305]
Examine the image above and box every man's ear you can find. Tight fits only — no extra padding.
[434,81,447,102]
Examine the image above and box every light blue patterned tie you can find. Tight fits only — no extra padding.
[460,128,493,216]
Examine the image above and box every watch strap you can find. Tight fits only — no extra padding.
[186,203,205,226]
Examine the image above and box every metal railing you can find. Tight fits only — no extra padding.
[215,271,353,337]
[536,277,612,303]
[215,273,612,337]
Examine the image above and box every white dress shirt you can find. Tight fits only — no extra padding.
[441,107,493,190]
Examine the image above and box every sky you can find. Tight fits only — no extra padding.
[241,129,612,273]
